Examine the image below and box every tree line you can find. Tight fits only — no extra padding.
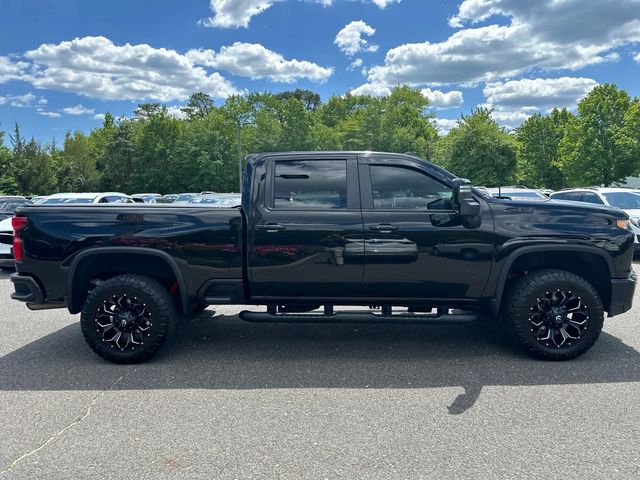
[1,84,639,195]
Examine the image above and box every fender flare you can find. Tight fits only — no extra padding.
[66,247,189,315]
[490,244,614,314]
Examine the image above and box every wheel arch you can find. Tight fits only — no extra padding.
[492,245,614,314]
[66,247,189,315]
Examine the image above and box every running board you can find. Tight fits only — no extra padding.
[238,310,479,324]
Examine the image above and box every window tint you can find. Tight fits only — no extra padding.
[553,192,582,202]
[582,193,603,205]
[370,165,452,210]
[274,160,347,209]
[603,192,640,209]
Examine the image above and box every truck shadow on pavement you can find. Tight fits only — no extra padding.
[2,312,640,414]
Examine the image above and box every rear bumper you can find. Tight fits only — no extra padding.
[609,271,637,316]
[10,273,45,304]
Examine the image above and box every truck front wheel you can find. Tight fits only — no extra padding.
[504,269,604,360]
[80,274,177,364]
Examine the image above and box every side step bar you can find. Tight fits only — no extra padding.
[239,310,479,324]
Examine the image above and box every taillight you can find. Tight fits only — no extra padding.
[12,216,28,262]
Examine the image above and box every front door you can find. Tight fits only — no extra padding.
[359,155,495,300]
[248,154,364,300]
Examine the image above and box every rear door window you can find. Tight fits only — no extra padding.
[273,160,347,209]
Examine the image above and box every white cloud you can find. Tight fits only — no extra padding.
[371,0,400,8]
[187,43,332,83]
[93,113,106,121]
[634,52,640,62]
[0,56,29,84]
[0,96,5,105]
[350,82,391,96]
[62,104,95,115]
[482,77,598,112]
[3,92,36,107]
[37,110,61,118]
[335,20,378,56]
[200,0,273,28]
[489,110,531,129]
[348,58,364,71]
[435,118,459,134]
[167,105,187,119]
[37,97,47,105]
[368,0,640,87]
[25,36,239,102]
[421,88,463,108]
[201,0,399,28]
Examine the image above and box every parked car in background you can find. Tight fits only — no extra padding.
[158,194,177,203]
[188,193,242,207]
[488,187,548,200]
[29,196,49,204]
[550,187,640,254]
[131,193,162,203]
[42,192,135,204]
[0,198,33,220]
[0,216,13,268]
[173,193,198,203]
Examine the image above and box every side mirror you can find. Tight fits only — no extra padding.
[453,178,481,222]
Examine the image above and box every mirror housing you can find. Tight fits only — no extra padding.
[453,178,481,221]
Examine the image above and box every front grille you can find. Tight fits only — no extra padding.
[0,233,12,246]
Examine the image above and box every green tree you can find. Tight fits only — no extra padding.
[98,118,137,192]
[437,107,517,186]
[57,131,101,191]
[16,139,57,195]
[130,109,181,193]
[275,89,321,111]
[181,92,215,120]
[558,84,637,186]
[0,127,18,194]
[515,110,571,189]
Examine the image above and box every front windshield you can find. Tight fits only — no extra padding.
[603,192,640,209]
[42,197,94,204]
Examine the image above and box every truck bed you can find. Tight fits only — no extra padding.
[16,204,244,307]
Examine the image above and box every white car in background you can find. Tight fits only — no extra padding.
[0,192,134,269]
[487,187,548,200]
[550,187,640,255]
[41,192,135,204]
[0,217,14,268]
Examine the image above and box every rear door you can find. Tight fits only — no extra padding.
[248,154,365,299]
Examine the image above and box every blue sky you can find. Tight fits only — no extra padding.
[1,0,639,143]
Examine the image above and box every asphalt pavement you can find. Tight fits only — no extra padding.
[1,268,639,479]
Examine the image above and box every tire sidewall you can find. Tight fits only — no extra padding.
[81,277,174,363]
[509,273,604,359]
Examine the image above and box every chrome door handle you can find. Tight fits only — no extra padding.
[256,223,287,232]
[369,224,399,232]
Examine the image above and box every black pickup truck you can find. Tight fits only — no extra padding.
[10,151,637,363]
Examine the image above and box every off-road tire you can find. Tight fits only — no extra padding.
[80,274,177,364]
[504,269,604,360]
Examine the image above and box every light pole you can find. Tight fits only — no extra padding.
[234,119,253,194]
[237,121,242,193]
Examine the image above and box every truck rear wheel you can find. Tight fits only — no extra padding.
[80,274,177,364]
[504,269,604,360]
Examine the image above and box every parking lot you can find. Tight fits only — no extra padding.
[1,269,639,479]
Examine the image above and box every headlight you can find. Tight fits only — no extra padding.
[630,217,640,228]
[617,219,631,230]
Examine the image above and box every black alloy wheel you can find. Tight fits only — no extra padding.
[81,274,176,364]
